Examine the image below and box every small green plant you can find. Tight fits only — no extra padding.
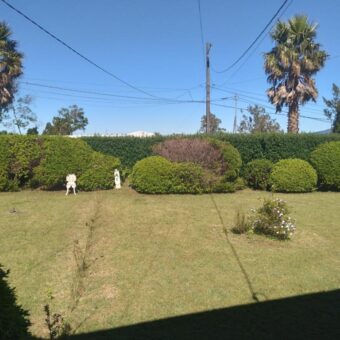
[231,210,250,234]
[249,198,296,240]
[44,293,71,340]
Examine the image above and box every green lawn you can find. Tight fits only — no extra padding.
[0,188,339,338]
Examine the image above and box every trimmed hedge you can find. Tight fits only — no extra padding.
[78,152,121,191]
[33,137,93,190]
[0,136,121,191]
[83,136,164,168]
[310,141,340,191]
[82,133,340,169]
[243,159,273,190]
[270,159,317,193]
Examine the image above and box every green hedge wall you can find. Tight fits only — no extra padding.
[83,133,340,168]
[83,136,165,168]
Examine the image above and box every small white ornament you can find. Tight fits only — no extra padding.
[114,169,121,189]
[66,174,77,195]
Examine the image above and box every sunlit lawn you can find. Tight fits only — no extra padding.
[0,187,339,338]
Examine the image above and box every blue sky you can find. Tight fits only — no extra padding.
[1,0,339,134]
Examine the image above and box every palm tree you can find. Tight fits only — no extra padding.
[264,16,327,133]
[0,22,23,118]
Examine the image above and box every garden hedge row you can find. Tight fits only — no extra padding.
[83,133,340,168]
[0,135,121,191]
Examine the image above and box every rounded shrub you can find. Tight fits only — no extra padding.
[131,156,206,194]
[33,137,94,190]
[209,139,242,180]
[269,159,317,193]
[130,156,174,193]
[78,152,121,191]
[171,162,205,194]
[243,159,273,190]
[310,141,340,191]
[153,138,242,178]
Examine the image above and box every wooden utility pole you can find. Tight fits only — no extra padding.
[233,94,238,133]
[206,42,212,133]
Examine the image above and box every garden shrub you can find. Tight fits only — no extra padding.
[171,162,205,194]
[130,156,174,193]
[208,139,242,180]
[269,159,317,193]
[78,152,121,191]
[0,264,31,340]
[244,159,273,190]
[153,138,222,172]
[153,138,242,179]
[8,136,43,186]
[33,137,94,190]
[249,198,296,240]
[310,141,340,191]
[130,156,206,194]
[0,137,11,191]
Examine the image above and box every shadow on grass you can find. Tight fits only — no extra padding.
[67,289,340,340]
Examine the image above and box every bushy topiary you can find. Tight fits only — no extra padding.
[171,162,205,194]
[0,265,31,340]
[153,138,242,180]
[131,156,174,193]
[33,137,94,190]
[78,152,121,191]
[209,139,242,180]
[8,136,43,186]
[131,156,206,194]
[270,159,317,193]
[243,159,273,190]
[310,141,340,191]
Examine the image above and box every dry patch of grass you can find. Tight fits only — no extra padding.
[0,188,339,337]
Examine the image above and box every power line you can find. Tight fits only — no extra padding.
[20,80,211,105]
[214,0,290,74]
[0,0,162,99]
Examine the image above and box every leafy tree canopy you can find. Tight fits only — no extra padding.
[43,105,88,135]
[323,84,340,133]
[200,112,226,133]
[238,105,282,133]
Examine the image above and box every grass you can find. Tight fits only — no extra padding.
[0,187,339,338]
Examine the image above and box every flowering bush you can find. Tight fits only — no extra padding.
[249,198,296,240]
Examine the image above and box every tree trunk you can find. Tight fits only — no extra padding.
[288,102,299,133]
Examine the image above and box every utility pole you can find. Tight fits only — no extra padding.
[233,94,238,133]
[206,42,212,133]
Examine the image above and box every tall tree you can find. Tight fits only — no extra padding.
[199,113,225,133]
[323,84,340,133]
[3,95,37,134]
[238,105,281,133]
[264,15,327,133]
[43,105,88,135]
[0,22,23,119]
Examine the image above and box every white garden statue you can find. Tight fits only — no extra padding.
[66,174,77,195]
[114,169,121,189]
